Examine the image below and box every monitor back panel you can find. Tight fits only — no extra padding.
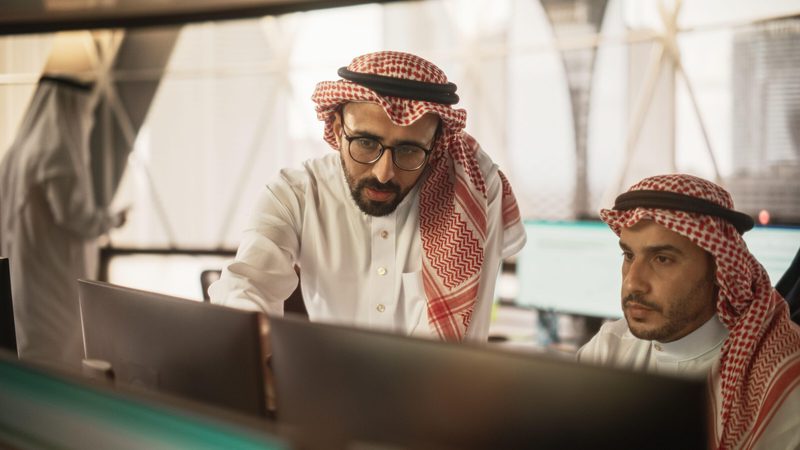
[78,279,269,417]
[270,315,709,450]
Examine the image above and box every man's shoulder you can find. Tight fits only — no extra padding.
[593,318,631,341]
[468,147,506,200]
[473,146,499,177]
[273,153,340,189]
[302,152,340,171]
[576,318,637,364]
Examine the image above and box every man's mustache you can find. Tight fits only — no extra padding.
[358,178,400,194]
[622,293,662,312]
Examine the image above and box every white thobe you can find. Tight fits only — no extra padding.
[0,80,120,370]
[210,151,526,342]
[578,315,800,449]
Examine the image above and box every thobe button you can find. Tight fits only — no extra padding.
[377,267,387,276]
[376,304,386,313]
[654,344,663,351]
[380,230,389,239]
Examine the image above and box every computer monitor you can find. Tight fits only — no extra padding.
[744,225,800,283]
[78,279,270,418]
[269,315,709,450]
[517,221,620,318]
[517,220,800,318]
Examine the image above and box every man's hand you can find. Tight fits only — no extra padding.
[112,207,130,228]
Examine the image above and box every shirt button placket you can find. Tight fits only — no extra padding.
[370,217,395,327]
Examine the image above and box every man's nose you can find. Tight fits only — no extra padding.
[371,149,395,184]
[623,259,650,296]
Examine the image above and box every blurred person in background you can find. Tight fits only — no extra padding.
[0,76,126,369]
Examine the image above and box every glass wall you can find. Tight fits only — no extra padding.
[1,1,797,339]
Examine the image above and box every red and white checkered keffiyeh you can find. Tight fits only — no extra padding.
[601,174,800,449]
[312,51,521,341]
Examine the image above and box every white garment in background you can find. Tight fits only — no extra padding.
[0,79,121,369]
[210,151,526,342]
[578,315,800,449]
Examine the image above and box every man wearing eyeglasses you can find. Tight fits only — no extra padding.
[210,51,526,342]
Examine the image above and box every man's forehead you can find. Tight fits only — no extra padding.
[619,220,696,249]
[341,101,388,119]
[342,101,440,129]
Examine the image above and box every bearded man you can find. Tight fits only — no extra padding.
[578,174,800,449]
[210,51,526,342]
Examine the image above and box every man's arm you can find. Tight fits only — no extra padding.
[43,175,125,238]
[576,319,630,365]
[209,174,304,315]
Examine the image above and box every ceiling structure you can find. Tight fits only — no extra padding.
[0,0,404,35]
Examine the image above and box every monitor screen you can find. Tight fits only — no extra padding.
[269,315,708,450]
[744,225,800,284]
[78,279,270,418]
[516,221,800,318]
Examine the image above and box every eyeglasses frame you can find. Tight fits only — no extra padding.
[339,121,439,171]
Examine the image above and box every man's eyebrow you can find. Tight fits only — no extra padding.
[345,125,382,141]
[395,138,430,148]
[346,125,430,148]
[618,241,685,255]
[645,244,684,255]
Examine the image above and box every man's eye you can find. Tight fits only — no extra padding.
[355,138,379,150]
[395,145,423,156]
[621,252,633,262]
[654,255,672,264]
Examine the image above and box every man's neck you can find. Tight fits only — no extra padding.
[653,315,729,361]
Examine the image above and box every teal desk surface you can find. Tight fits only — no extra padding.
[0,352,287,450]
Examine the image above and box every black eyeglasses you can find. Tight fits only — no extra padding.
[341,124,435,171]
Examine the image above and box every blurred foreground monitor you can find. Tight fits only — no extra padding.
[270,314,708,450]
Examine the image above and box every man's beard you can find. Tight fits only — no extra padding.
[342,165,405,217]
[622,276,714,342]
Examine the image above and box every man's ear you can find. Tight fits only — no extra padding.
[331,112,342,147]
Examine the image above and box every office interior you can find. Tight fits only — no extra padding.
[0,0,799,448]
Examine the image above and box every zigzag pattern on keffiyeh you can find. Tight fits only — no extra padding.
[312,51,521,341]
[601,174,800,449]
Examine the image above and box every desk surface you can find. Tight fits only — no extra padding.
[0,353,286,450]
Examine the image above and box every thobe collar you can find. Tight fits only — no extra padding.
[650,314,729,362]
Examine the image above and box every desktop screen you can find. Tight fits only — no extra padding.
[270,315,708,450]
[78,279,270,418]
[516,221,800,318]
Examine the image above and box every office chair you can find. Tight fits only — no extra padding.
[200,269,221,301]
[776,246,800,325]
[200,267,308,319]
